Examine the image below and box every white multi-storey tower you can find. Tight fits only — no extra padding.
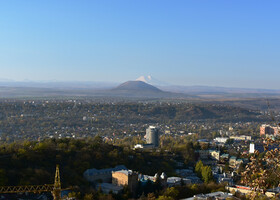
[146,126,159,147]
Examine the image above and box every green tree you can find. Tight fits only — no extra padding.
[148,193,156,200]
[67,192,81,199]
[201,166,213,183]
[84,193,94,200]
[163,187,179,199]
[157,196,174,200]
[195,160,204,178]
[242,138,280,197]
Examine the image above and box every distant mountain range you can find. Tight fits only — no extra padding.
[0,80,118,89]
[158,85,280,95]
[0,76,280,99]
[0,80,190,98]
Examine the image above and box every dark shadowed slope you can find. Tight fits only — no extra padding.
[112,81,162,92]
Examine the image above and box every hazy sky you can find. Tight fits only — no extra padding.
[0,1,279,88]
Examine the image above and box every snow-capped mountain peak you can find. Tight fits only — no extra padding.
[136,75,169,86]
[136,76,150,82]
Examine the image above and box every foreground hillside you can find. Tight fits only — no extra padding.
[0,138,176,187]
[0,138,227,200]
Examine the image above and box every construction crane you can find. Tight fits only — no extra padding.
[0,165,65,200]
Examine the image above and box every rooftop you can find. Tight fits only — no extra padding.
[84,165,127,176]
[114,170,134,176]
[181,191,233,200]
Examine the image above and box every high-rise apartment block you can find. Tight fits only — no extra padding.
[146,126,159,147]
[260,124,279,136]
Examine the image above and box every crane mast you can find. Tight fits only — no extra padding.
[52,165,62,200]
[0,165,64,200]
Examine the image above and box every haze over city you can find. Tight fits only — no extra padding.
[1,0,280,89]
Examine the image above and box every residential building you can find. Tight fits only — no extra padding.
[229,156,237,167]
[260,124,279,136]
[230,135,251,141]
[83,165,127,183]
[167,177,182,187]
[209,150,220,161]
[182,191,233,200]
[229,157,243,168]
[213,137,228,143]
[226,185,278,198]
[145,126,159,147]
[220,154,229,160]
[112,170,138,193]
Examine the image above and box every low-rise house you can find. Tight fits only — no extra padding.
[139,172,168,187]
[175,169,194,177]
[220,154,229,163]
[167,177,182,187]
[213,137,228,144]
[229,156,237,167]
[209,150,220,161]
[184,176,203,184]
[213,172,234,185]
[175,169,202,184]
[181,191,233,200]
[229,157,244,168]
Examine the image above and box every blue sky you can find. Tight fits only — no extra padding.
[0,0,279,88]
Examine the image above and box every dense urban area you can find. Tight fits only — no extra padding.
[0,98,279,199]
[0,99,271,143]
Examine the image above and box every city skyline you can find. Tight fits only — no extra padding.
[0,1,280,89]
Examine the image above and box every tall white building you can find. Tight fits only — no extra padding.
[146,126,159,147]
[249,143,255,154]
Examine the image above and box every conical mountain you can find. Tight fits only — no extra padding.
[113,81,162,92]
